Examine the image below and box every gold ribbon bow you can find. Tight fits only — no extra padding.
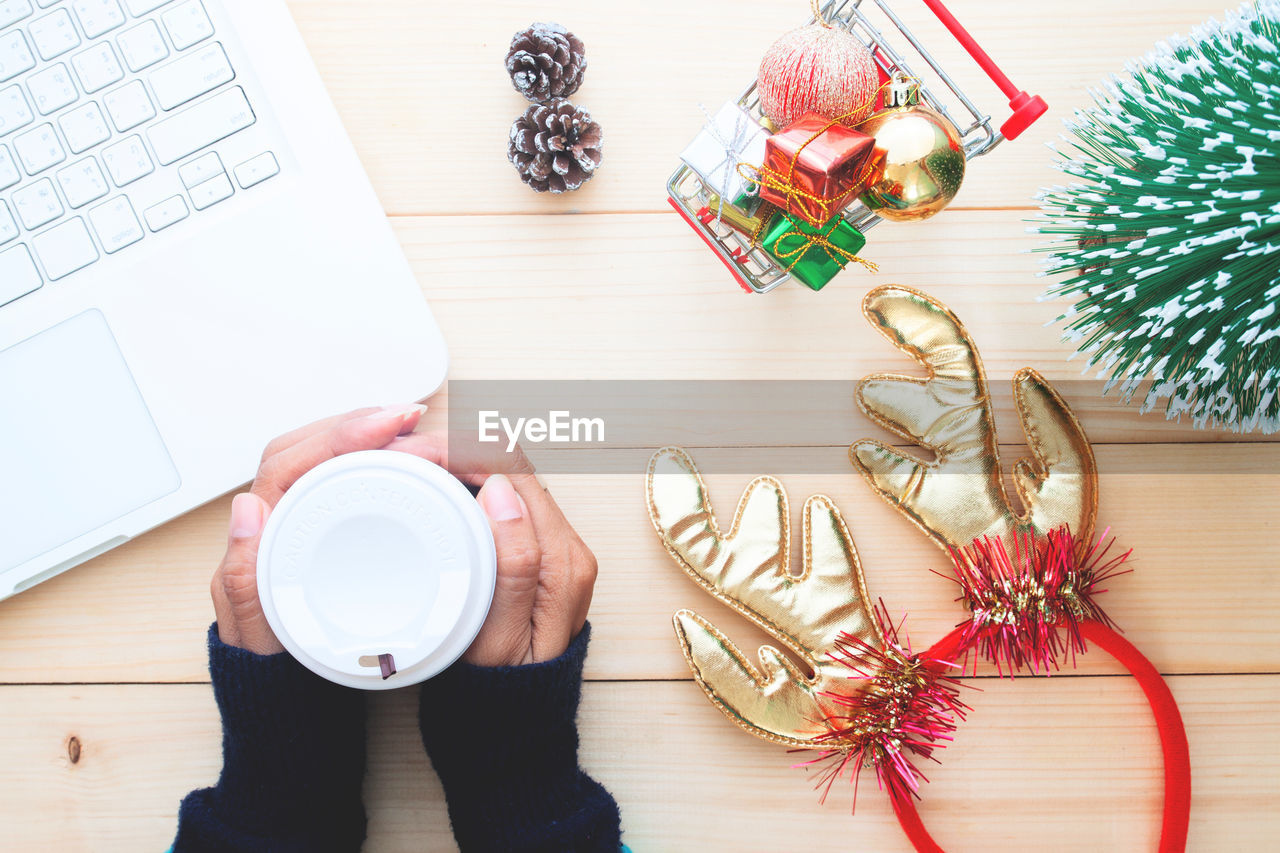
[769,221,879,275]
[734,77,906,228]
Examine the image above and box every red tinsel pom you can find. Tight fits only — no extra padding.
[947,526,1132,676]
[800,602,969,809]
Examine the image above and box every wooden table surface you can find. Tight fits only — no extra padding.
[3,1,1277,850]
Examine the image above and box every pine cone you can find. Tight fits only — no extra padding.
[508,101,603,194]
[505,22,586,103]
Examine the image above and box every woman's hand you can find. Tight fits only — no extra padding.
[465,471,598,666]
[385,431,600,667]
[211,404,426,654]
[212,404,599,667]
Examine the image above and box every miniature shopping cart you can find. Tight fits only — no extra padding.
[667,0,1048,293]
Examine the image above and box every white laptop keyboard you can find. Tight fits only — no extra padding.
[0,0,279,307]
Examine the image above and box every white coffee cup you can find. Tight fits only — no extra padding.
[256,450,497,689]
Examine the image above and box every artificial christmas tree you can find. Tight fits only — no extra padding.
[1037,0,1280,433]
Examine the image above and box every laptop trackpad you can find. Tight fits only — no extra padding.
[1,310,180,573]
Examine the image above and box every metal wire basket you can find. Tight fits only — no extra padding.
[667,0,1047,293]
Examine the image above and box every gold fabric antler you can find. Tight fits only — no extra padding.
[647,447,884,747]
[851,285,1098,550]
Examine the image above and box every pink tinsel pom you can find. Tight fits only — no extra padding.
[800,602,969,809]
[948,526,1132,676]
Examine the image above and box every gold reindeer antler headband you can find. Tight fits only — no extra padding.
[646,285,1190,852]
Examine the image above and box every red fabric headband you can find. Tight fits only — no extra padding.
[892,620,1191,852]
[833,529,1193,852]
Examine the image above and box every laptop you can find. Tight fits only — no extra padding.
[0,0,449,599]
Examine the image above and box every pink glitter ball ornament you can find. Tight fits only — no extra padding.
[757,24,880,129]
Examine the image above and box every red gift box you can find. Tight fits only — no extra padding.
[756,114,886,227]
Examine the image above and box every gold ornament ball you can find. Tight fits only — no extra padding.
[859,98,966,222]
[757,24,879,128]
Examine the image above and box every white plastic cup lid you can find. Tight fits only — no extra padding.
[256,450,496,689]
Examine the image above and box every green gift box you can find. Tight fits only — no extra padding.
[761,213,870,291]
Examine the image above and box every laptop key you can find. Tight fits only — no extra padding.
[56,155,108,207]
[0,244,41,306]
[103,79,154,131]
[88,194,142,252]
[72,0,126,40]
[101,132,151,184]
[188,170,230,209]
[150,41,232,111]
[0,1,34,30]
[11,176,61,228]
[116,20,168,72]
[28,9,80,61]
[71,41,124,94]
[59,100,110,153]
[161,0,212,51]
[148,85,253,165]
[26,62,78,116]
[32,215,99,279]
[0,31,36,84]
[176,149,218,187]
[234,151,277,189]
[0,143,18,188]
[143,193,186,231]
[14,121,65,173]
[175,151,217,188]
[0,199,17,244]
[0,84,32,137]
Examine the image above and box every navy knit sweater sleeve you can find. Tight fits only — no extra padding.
[173,622,621,853]
[419,623,621,852]
[172,625,368,852]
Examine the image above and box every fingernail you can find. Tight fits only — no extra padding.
[480,474,524,522]
[229,494,265,540]
[359,405,427,437]
[362,403,428,422]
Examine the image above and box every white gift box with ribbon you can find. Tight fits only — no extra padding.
[679,102,770,206]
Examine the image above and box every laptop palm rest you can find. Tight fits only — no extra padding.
[1,310,180,574]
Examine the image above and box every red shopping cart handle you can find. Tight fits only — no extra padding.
[1004,90,1049,139]
[921,0,1048,139]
